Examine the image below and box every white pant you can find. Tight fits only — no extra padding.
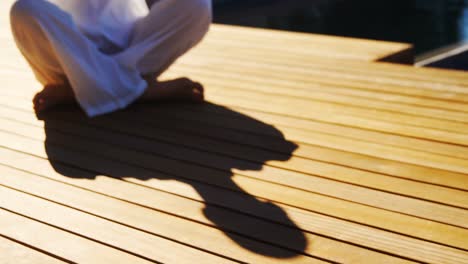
[10,0,212,117]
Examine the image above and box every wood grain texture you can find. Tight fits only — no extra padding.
[0,159,412,264]
[0,165,322,264]
[0,106,467,226]
[1,0,468,262]
[0,209,152,264]
[0,185,237,264]
[0,236,65,264]
[1,119,467,254]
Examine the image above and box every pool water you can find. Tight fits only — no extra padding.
[213,0,468,55]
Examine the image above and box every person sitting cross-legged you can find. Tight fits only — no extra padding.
[10,0,212,116]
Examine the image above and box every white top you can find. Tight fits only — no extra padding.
[49,0,149,50]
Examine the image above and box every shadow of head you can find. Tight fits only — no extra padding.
[38,102,306,258]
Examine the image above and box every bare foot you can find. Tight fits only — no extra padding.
[139,76,204,103]
[33,83,76,113]
[33,76,204,113]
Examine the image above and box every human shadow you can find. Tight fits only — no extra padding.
[37,101,307,258]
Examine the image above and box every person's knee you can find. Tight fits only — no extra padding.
[184,0,212,39]
[192,0,212,25]
[10,0,63,34]
[10,0,41,21]
[193,0,212,17]
[11,0,56,32]
[177,0,212,26]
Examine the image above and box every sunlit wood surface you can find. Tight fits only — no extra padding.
[1,1,468,263]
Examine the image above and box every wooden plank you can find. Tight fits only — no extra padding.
[1,75,468,161]
[0,185,236,264]
[187,46,468,84]
[202,91,468,146]
[113,106,468,191]
[1,152,465,264]
[117,107,468,190]
[0,159,416,264]
[139,103,468,160]
[1,102,468,210]
[2,81,468,182]
[186,45,465,84]
[2,98,467,194]
[208,24,411,54]
[204,25,463,82]
[206,24,413,63]
[4,72,468,142]
[165,68,468,123]
[2,114,468,229]
[0,209,151,264]
[0,236,65,264]
[0,45,466,102]
[137,97,468,175]
[0,42,463,92]
[16,78,468,157]
[3,67,468,118]
[188,32,467,84]
[167,66,468,113]
[1,120,468,251]
[193,37,412,65]
[175,57,468,100]
[0,165,322,264]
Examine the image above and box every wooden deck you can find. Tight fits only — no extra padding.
[1,1,468,263]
